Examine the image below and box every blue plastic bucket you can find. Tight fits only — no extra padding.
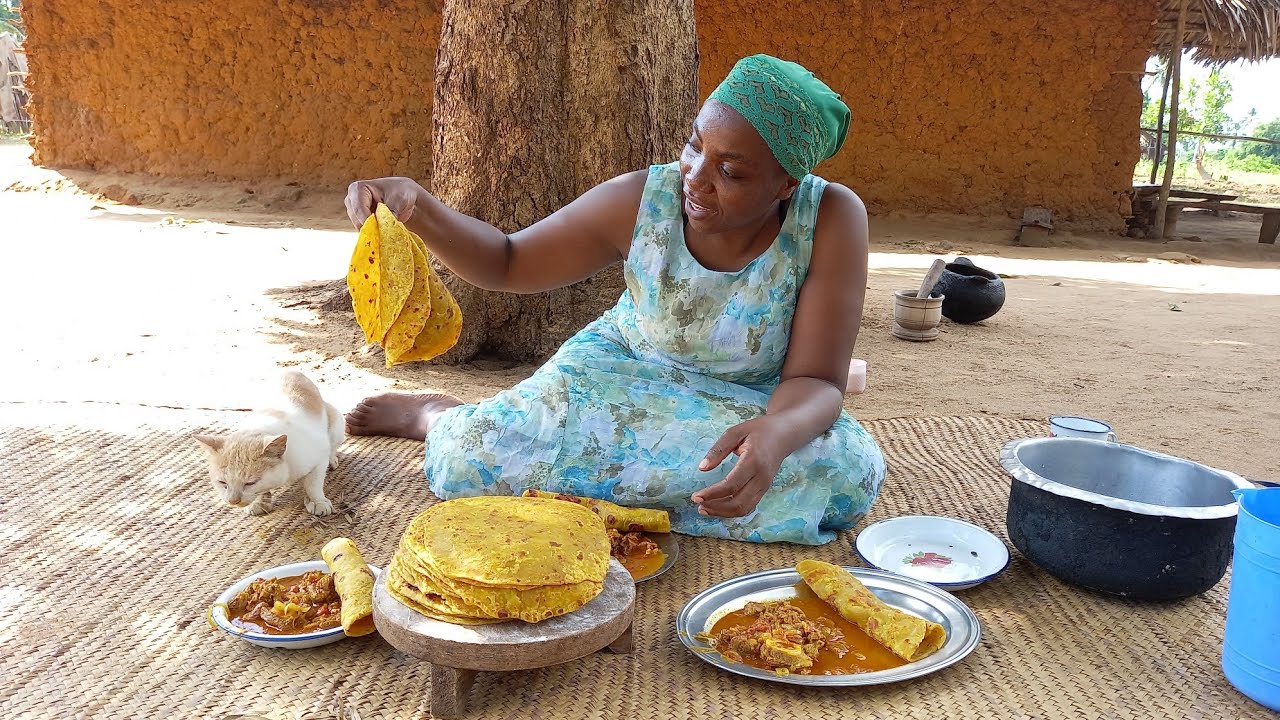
[1223,486,1280,712]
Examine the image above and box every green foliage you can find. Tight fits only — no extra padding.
[1140,58,1168,130]
[1235,118,1280,163]
[1175,70,1238,153]
[1,0,22,40]
[1224,155,1280,173]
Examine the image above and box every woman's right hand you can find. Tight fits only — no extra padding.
[344,177,427,229]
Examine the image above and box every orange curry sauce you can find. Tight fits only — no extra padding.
[609,530,667,580]
[708,587,906,675]
[617,544,667,580]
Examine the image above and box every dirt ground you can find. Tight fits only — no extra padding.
[3,138,1278,481]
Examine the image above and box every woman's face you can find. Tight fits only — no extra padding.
[679,100,799,235]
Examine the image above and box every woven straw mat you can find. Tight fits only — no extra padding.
[0,403,1265,720]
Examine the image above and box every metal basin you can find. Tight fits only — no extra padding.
[1000,438,1252,600]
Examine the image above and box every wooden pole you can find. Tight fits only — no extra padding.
[1140,127,1280,147]
[1149,53,1173,184]
[1152,0,1187,240]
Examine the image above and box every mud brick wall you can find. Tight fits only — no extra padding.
[24,0,1154,227]
[23,0,440,183]
[697,0,1155,227]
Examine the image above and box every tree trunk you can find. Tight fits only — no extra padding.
[1194,140,1213,182]
[429,0,698,363]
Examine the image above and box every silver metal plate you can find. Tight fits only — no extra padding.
[676,566,981,686]
[634,532,679,584]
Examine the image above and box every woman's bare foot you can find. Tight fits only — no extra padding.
[345,393,463,441]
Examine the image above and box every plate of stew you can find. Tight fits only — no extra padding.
[208,561,381,649]
[676,566,980,686]
[609,529,678,583]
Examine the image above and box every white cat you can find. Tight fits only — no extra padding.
[193,371,345,516]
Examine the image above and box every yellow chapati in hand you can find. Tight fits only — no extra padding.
[320,537,376,637]
[382,237,433,364]
[392,237,462,364]
[346,203,462,365]
[347,204,414,345]
[797,559,946,662]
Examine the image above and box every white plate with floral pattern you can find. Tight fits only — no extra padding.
[855,516,1009,591]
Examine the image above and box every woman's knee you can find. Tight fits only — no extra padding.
[809,419,886,528]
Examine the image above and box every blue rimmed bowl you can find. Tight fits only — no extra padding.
[208,560,381,649]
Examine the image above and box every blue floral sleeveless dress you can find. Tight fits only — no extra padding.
[425,162,885,545]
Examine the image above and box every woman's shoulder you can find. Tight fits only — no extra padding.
[815,181,866,218]
[812,181,869,253]
[576,168,649,218]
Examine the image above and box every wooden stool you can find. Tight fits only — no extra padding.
[372,558,636,719]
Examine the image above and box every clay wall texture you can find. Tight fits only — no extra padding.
[24,0,1155,227]
[24,0,440,183]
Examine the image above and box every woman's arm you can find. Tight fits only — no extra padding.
[693,183,869,518]
[766,181,869,437]
[345,170,647,294]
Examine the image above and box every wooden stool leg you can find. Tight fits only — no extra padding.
[430,665,476,719]
[605,621,633,654]
[1260,213,1279,244]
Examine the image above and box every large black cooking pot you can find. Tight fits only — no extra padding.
[931,256,1005,324]
[999,438,1251,600]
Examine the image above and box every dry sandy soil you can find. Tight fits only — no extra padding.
[3,138,1278,480]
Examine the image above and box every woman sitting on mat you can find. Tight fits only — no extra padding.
[345,54,885,545]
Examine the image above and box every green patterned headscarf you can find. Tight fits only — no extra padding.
[708,55,850,180]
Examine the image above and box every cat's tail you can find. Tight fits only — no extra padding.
[280,370,327,419]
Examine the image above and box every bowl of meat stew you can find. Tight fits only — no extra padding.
[209,560,381,649]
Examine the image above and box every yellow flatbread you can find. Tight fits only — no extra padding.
[392,240,462,364]
[346,216,383,344]
[381,238,432,364]
[408,497,610,587]
[797,559,946,663]
[320,537,376,637]
[386,562,505,626]
[395,544,603,623]
[385,497,611,625]
[347,204,414,345]
[522,490,671,533]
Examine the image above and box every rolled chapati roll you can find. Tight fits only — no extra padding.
[320,537,376,637]
[797,559,946,662]
[521,489,671,533]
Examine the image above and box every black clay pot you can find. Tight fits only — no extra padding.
[1000,438,1251,601]
[930,257,1005,324]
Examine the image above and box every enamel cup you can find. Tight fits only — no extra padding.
[1048,416,1116,442]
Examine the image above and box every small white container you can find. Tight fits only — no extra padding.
[846,359,867,394]
[1048,416,1116,442]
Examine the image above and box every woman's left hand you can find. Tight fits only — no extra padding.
[692,417,785,518]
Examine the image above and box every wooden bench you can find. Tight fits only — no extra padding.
[1134,185,1240,203]
[1161,200,1280,244]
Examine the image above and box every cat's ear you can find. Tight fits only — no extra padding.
[262,434,288,459]
[192,434,225,452]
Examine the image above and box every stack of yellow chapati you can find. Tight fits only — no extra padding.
[386,496,612,625]
[347,203,462,366]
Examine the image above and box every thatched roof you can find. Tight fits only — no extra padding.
[1154,0,1280,64]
